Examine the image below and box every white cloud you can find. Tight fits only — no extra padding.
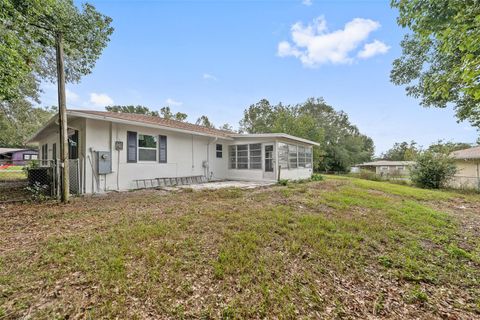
[66,89,79,104]
[203,73,218,81]
[358,39,390,59]
[302,0,313,6]
[89,93,114,107]
[277,16,387,67]
[165,98,182,106]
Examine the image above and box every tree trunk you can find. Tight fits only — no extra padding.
[56,32,69,203]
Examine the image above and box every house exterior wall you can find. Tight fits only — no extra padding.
[34,118,316,193]
[374,165,410,176]
[83,119,231,193]
[2,150,38,165]
[450,159,480,190]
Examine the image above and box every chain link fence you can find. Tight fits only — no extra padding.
[0,159,81,202]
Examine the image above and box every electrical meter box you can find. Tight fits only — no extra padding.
[115,141,123,151]
[96,151,112,174]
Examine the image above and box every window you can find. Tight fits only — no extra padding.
[216,144,223,158]
[229,144,262,170]
[31,154,38,160]
[68,130,78,159]
[138,134,157,161]
[159,135,167,163]
[396,166,404,171]
[278,143,289,169]
[52,143,57,161]
[41,144,48,165]
[249,143,262,169]
[127,131,137,163]
[298,146,306,168]
[380,166,389,171]
[288,144,297,168]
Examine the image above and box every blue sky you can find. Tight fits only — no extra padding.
[38,0,478,155]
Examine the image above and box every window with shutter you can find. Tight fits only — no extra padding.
[127,131,137,163]
[159,135,167,163]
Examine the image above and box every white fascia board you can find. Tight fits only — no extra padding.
[230,133,320,146]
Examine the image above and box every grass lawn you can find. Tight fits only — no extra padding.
[0,166,26,181]
[0,176,479,319]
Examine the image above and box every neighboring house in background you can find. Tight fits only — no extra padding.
[0,148,38,165]
[355,160,415,176]
[28,110,318,194]
[450,146,480,190]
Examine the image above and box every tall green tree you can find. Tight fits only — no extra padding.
[240,98,374,172]
[427,140,472,154]
[1,0,114,102]
[106,105,160,117]
[219,123,235,132]
[391,0,480,127]
[0,102,55,147]
[196,115,214,128]
[160,106,188,121]
[382,141,419,161]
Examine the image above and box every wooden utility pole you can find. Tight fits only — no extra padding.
[56,32,69,203]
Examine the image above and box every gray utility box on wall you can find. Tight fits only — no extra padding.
[96,151,112,174]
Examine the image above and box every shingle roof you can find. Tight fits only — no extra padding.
[357,160,416,167]
[69,110,233,138]
[451,146,480,160]
[0,148,29,155]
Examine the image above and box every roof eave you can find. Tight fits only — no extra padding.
[230,133,320,146]
[68,111,234,140]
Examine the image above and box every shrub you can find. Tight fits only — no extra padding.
[350,169,382,181]
[410,151,457,189]
[310,173,324,181]
[277,179,289,186]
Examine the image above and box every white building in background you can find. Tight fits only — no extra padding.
[28,110,318,194]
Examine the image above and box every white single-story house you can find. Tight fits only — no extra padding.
[354,160,415,176]
[28,110,319,194]
[450,146,480,190]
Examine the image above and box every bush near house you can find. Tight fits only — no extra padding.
[410,151,457,189]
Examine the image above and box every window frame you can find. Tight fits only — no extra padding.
[137,133,158,162]
[216,144,223,158]
[229,144,263,170]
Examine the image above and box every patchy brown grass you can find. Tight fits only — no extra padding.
[0,176,479,319]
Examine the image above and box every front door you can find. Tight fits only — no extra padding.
[263,144,275,180]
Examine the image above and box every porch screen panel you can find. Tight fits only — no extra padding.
[298,146,306,168]
[229,145,236,169]
[278,143,288,169]
[159,135,167,163]
[306,147,313,168]
[127,131,137,163]
[288,144,298,168]
[237,145,248,169]
[249,144,262,169]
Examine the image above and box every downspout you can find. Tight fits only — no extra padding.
[206,136,218,181]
